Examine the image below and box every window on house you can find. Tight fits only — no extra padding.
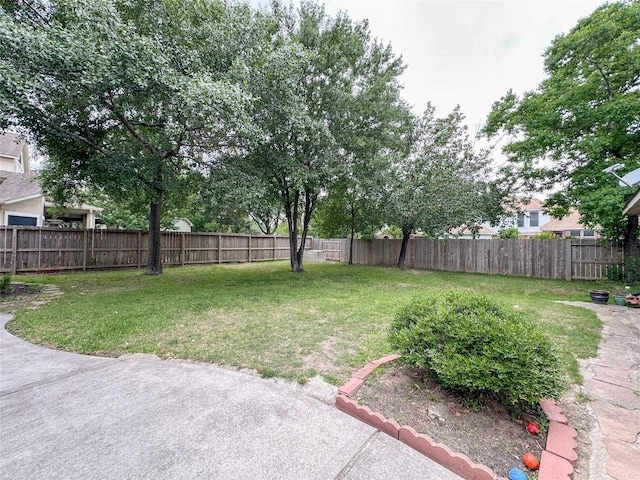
[569,229,581,237]
[7,215,37,226]
[583,230,595,237]
[517,213,525,228]
[529,211,539,227]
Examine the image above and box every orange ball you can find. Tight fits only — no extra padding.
[523,453,540,470]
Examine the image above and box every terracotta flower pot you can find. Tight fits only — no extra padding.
[625,296,640,307]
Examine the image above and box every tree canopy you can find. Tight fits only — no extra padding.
[386,105,505,268]
[0,0,260,273]
[225,1,410,272]
[483,1,640,251]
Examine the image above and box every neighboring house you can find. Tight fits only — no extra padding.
[623,190,640,217]
[540,209,597,239]
[0,133,102,228]
[486,197,599,239]
[164,218,193,233]
[450,225,498,239]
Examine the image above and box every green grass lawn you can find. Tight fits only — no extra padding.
[6,261,604,385]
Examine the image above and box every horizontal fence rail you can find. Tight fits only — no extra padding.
[0,227,307,274]
[339,238,624,281]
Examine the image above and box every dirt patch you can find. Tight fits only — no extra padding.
[302,336,340,374]
[354,363,547,478]
[0,283,61,313]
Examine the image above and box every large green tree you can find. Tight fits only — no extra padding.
[483,1,640,253]
[229,1,408,272]
[0,0,259,274]
[386,105,506,269]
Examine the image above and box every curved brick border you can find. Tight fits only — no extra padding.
[336,355,578,480]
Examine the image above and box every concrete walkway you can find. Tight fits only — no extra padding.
[578,303,640,479]
[0,313,462,480]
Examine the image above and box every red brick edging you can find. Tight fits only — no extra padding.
[336,355,579,480]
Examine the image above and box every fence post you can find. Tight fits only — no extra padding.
[218,234,222,264]
[10,228,17,275]
[82,229,87,271]
[248,235,252,262]
[137,231,142,269]
[181,233,185,267]
[565,239,572,281]
[273,235,277,260]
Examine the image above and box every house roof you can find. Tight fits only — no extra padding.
[540,209,587,231]
[514,197,544,211]
[451,225,498,236]
[0,171,42,203]
[624,189,640,216]
[0,133,26,159]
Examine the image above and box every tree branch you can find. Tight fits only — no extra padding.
[104,91,162,159]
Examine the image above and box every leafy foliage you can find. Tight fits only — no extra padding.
[0,273,11,294]
[498,227,521,239]
[0,0,260,273]
[226,1,409,272]
[532,231,558,240]
[385,105,508,267]
[483,1,640,249]
[389,291,566,411]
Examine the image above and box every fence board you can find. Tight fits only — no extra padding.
[0,228,314,274]
[338,237,625,281]
[0,227,627,281]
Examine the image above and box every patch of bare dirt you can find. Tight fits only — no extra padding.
[0,283,62,313]
[354,363,547,478]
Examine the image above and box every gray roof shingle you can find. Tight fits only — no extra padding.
[0,133,26,159]
[0,171,42,203]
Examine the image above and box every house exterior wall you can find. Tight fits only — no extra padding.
[0,156,16,173]
[485,211,553,237]
[1,197,45,226]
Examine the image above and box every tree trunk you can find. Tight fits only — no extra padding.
[624,215,639,258]
[397,226,412,269]
[349,234,355,265]
[348,203,355,265]
[284,188,303,273]
[146,192,163,275]
[292,190,317,273]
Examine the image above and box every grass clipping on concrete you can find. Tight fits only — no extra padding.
[6,261,601,385]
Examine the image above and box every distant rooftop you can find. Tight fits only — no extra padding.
[0,133,26,159]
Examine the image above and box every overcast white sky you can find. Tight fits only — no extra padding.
[317,0,604,133]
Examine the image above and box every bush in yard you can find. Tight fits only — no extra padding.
[0,273,11,294]
[388,291,565,411]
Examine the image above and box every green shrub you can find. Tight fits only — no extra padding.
[498,227,521,239]
[532,231,558,240]
[0,273,11,294]
[388,291,565,411]
[605,264,625,282]
[624,256,640,282]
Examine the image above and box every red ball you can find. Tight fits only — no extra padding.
[526,421,540,435]
[523,453,540,470]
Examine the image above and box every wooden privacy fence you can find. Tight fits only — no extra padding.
[0,227,302,274]
[0,227,625,281]
[338,238,624,281]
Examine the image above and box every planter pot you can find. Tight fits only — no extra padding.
[613,295,627,306]
[589,290,610,304]
[626,296,640,307]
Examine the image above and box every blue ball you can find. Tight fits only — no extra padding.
[508,468,528,480]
